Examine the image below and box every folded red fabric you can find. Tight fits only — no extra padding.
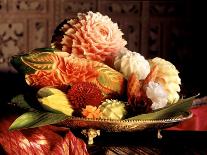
[167,105,207,131]
[0,115,89,155]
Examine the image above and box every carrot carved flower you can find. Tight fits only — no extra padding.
[52,11,127,66]
[82,105,102,119]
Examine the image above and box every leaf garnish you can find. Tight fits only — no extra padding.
[96,66,124,93]
[127,95,198,120]
[9,111,70,131]
[22,52,55,71]
[10,94,35,111]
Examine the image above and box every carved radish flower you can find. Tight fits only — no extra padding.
[146,81,168,110]
[114,48,150,80]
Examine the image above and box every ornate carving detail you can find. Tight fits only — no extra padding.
[164,23,192,65]
[148,22,161,58]
[29,20,48,50]
[11,0,46,12]
[150,1,184,16]
[57,112,192,133]
[116,18,140,52]
[61,0,96,13]
[124,23,140,52]
[0,0,7,12]
[0,22,25,71]
[99,0,141,15]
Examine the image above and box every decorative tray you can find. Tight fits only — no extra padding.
[56,112,192,144]
[57,112,192,132]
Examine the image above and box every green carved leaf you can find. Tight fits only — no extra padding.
[21,52,55,71]
[96,66,124,93]
[9,111,70,131]
[32,48,55,52]
[10,49,56,74]
[10,94,35,111]
[10,55,36,74]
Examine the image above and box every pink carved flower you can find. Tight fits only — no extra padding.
[52,11,127,66]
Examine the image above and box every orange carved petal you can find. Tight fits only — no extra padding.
[143,65,158,86]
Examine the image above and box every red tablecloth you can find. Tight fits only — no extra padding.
[167,105,207,131]
[0,115,89,155]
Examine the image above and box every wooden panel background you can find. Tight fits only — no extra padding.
[0,0,192,72]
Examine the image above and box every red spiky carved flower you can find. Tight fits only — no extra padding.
[67,82,104,110]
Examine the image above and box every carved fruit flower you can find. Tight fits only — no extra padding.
[114,48,150,80]
[82,105,102,119]
[98,99,127,120]
[15,51,125,98]
[51,11,127,66]
[148,57,181,104]
[67,82,104,110]
[146,81,168,110]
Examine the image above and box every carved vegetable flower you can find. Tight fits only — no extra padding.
[114,48,150,80]
[148,57,181,104]
[11,50,125,98]
[82,105,102,119]
[98,99,127,120]
[67,82,104,110]
[51,11,127,66]
[146,81,168,110]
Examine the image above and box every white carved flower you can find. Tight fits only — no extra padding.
[146,81,168,110]
[148,57,181,104]
[114,47,150,80]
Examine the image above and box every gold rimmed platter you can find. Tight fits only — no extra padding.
[55,112,193,144]
[57,111,192,132]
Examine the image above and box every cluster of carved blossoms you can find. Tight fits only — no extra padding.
[24,11,181,120]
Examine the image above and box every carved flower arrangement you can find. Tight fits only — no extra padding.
[9,12,195,140]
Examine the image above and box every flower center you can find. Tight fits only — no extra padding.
[99,27,108,36]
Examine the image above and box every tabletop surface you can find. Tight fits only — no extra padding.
[85,130,207,155]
